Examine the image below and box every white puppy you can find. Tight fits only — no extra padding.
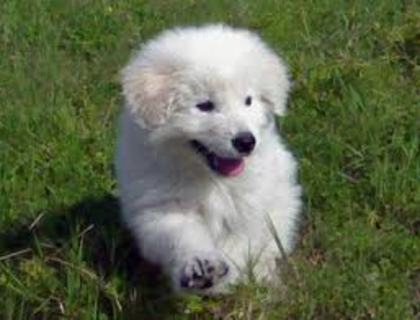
[116,25,301,294]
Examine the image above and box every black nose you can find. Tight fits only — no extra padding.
[232,132,256,155]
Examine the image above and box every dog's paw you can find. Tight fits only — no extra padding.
[178,253,229,291]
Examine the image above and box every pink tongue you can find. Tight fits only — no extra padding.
[215,157,244,177]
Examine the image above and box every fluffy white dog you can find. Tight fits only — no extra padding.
[116,25,301,294]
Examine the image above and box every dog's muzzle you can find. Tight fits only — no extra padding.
[190,140,245,177]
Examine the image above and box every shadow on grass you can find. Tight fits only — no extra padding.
[0,194,178,319]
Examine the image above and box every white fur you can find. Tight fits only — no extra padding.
[116,24,301,294]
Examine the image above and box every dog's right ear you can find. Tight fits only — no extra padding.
[122,59,176,129]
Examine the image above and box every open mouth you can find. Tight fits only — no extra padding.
[190,140,244,177]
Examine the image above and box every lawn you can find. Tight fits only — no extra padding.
[1,0,419,319]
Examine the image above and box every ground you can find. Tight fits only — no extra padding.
[1,1,419,319]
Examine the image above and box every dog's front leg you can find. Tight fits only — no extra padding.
[128,211,230,293]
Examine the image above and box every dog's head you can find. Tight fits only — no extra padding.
[122,25,290,177]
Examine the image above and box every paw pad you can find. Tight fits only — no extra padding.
[180,256,229,290]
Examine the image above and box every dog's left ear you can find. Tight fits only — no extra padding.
[260,53,291,116]
[121,58,177,129]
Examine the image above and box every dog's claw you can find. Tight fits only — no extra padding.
[180,255,229,290]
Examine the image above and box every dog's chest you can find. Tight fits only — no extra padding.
[197,181,273,241]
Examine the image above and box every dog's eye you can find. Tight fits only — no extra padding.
[245,96,252,106]
[196,100,215,112]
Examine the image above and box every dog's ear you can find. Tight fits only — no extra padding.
[122,59,176,129]
[260,53,291,116]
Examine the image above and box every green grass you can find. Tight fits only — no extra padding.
[1,0,419,319]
